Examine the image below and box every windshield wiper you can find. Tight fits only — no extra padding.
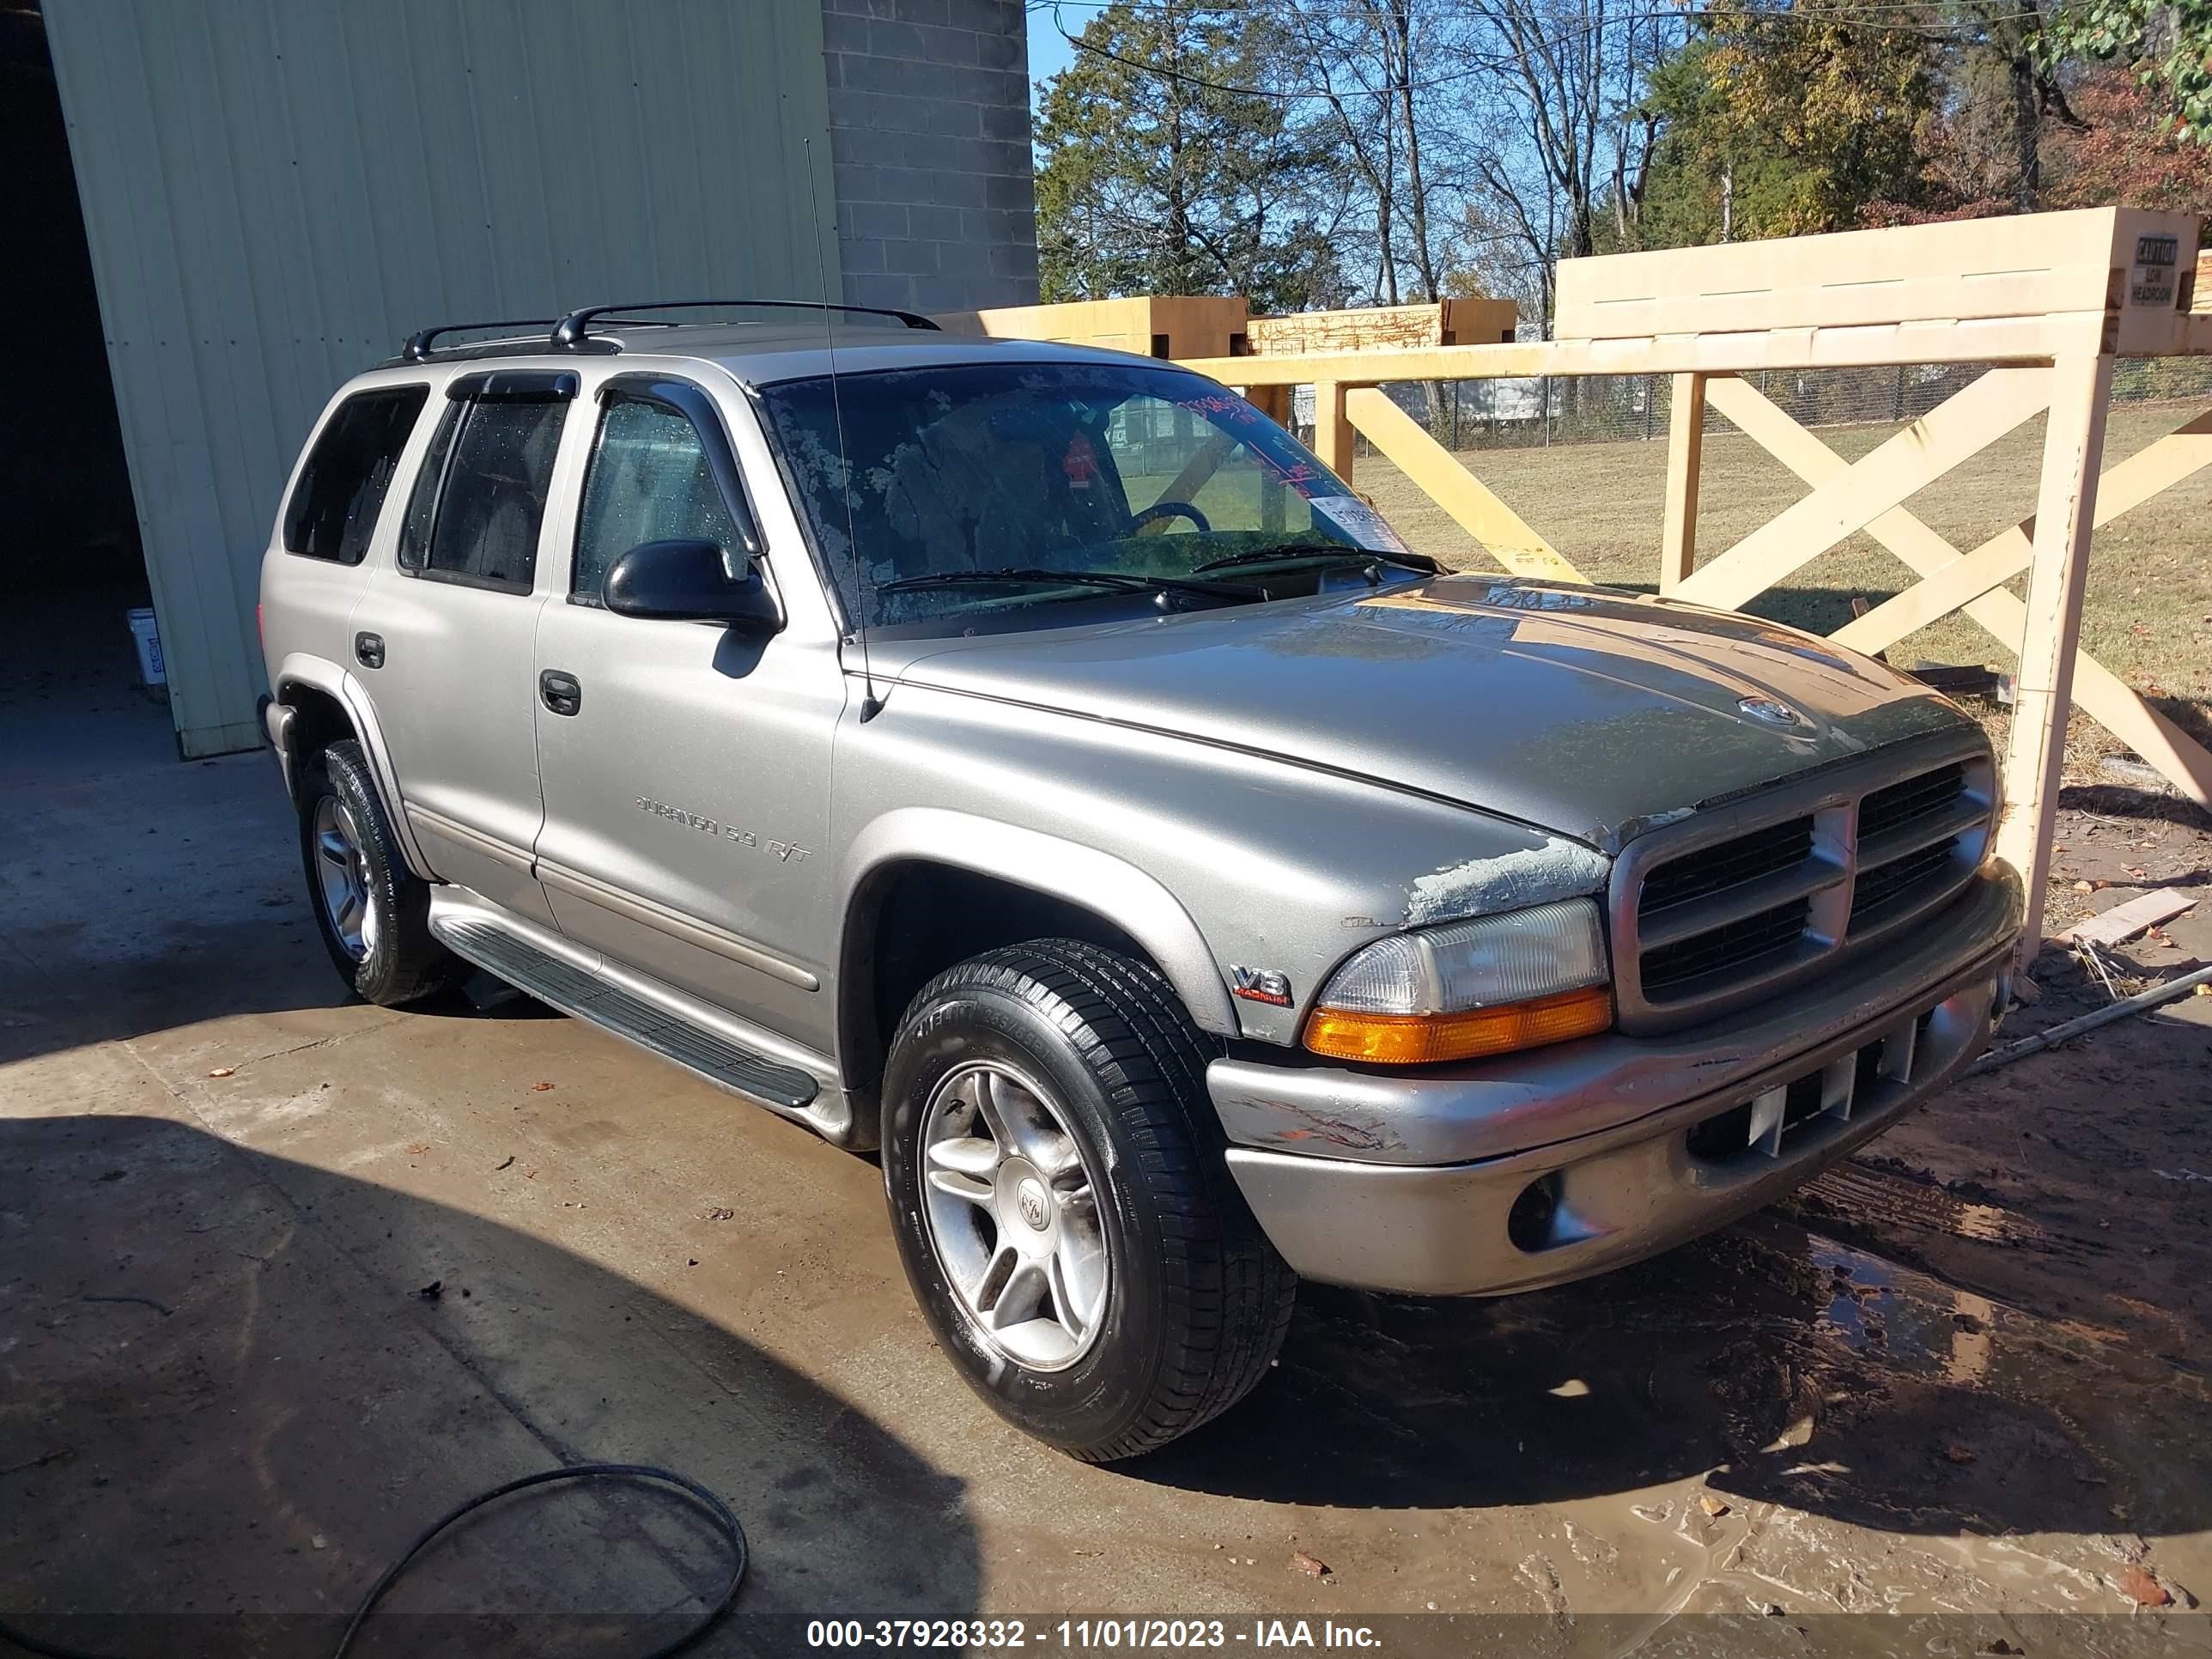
[875,566,1250,600]
[1193,543,1435,576]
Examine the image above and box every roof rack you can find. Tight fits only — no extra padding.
[398,319,560,362]
[550,299,940,349]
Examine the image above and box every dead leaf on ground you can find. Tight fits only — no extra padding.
[531,1081,555,1091]
[2118,1565,2172,1607]
[1291,1550,1330,1579]
[1942,1443,1978,1465]
[206,1067,235,1079]
[405,1143,429,1156]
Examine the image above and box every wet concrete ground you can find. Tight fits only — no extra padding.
[4,609,2210,1656]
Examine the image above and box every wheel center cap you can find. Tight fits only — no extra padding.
[1015,1176,1050,1231]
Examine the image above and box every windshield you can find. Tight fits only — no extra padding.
[757,361,1421,631]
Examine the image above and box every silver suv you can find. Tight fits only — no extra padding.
[259,301,2022,1459]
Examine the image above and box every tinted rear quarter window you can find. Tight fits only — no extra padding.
[283,386,428,564]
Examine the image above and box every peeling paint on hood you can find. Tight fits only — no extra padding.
[1407,839,1612,926]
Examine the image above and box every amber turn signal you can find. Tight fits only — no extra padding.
[1304,984,1613,1065]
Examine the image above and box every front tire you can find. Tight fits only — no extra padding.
[298,739,460,1006]
[882,939,1296,1460]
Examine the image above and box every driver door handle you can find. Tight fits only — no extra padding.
[539,670,582,717]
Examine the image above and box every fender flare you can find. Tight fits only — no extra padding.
[839,807,1238,1036]
[271,652,435,882]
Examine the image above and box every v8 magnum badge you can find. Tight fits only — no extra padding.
[1231,965,1293,1007]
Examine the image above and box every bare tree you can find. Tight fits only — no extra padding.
[1259,0,1474,303]
[1456,0,1672,327]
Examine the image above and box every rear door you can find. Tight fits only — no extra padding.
[349,369,579,927]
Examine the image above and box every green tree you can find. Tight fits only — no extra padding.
[2041,0,2212,143]
[1034,1,1349,309]
[1624,1,1941,246]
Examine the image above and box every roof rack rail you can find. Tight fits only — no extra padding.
[550,299,940,349]
[399,319,561,362]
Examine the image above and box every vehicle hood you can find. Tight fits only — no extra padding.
[882,574,1977,853]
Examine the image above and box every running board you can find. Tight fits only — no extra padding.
[427,891,855,1145]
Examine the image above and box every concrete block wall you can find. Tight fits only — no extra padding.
[820,0,1040,312]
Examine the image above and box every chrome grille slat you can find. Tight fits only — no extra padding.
[1610,741,1996,1034]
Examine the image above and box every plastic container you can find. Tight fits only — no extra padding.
[126,605,166,686]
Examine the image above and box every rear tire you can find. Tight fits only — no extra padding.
[882,939,1296,1461]
[298,739,461,1006]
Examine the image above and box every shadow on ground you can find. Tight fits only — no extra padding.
[0,1113,980,1658]
[1133,1194,2209,1544]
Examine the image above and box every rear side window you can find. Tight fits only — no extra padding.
[282,386,428,564]
[573,397,743,604]
[397,396,567,592]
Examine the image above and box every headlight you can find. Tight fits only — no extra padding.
[1304,898,1613,1065]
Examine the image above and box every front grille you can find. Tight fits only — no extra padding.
[1850,840,1957,925]
[1640,817,1814,914]
[1685,1008,1932,1164]
[1641,896,1810,994]
[1860,763,1966,843]
[1620,750,1993,1026]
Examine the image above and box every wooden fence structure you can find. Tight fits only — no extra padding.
[1175,207,2209,969]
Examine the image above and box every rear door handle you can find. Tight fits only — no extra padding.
[354,631,385,670]
[539,669,582,717]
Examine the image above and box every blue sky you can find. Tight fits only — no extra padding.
[1025,3,1079,105]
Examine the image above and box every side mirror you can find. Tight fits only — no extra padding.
[605,538,782,633]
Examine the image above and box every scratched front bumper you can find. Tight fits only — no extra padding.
[1212,866,2019,1297]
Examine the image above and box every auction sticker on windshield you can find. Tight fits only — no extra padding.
[1310,495,1414,556]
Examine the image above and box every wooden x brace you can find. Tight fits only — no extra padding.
[1701,374,2212,809]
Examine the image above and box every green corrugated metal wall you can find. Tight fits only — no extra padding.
[44,0,842,757]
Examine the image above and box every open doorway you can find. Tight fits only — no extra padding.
[1,1,172,781]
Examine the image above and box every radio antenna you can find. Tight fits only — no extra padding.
[804,139,881,721]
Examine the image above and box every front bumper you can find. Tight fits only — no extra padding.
[1217,865,2019,1297]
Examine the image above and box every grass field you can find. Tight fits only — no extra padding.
[1356,401,2212,769]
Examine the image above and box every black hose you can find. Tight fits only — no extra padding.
[0,1462,747,1659]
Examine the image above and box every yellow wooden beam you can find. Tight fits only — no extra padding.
[1704,374,2212,811]
[1674,368,2051,611]
[1834,409,2212,655]
[1343,388,1587,583]
[1180,311,2110,386]
[1313,381,1353,483]
[1996,351,2116,957]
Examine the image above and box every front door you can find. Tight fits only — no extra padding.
[350,373,574,927]
[530,375,842,1051]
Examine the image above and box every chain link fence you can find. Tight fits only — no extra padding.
[1294,357,2212,455]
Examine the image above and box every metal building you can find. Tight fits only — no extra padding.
[34,0,1036,757]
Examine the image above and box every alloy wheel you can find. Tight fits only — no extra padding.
[918,1060,1109,1371]
[312,793,377,963]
